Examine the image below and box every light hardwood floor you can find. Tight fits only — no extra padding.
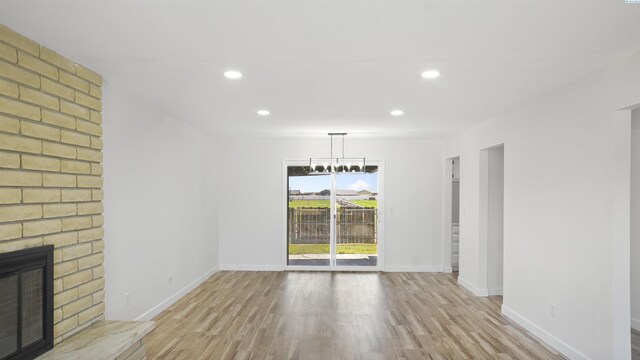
[145,272,566,359]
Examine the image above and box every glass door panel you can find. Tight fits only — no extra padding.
[335,171,378,267]
[287,170,331,266]
[286,164,379,269]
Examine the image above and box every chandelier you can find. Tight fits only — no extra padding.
[309,133,366,173]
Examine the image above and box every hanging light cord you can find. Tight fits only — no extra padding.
[330,134,333,159]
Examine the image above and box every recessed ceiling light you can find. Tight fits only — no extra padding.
[421,70,440,79]
[257,109,270,116]
[224,70,243,79]
[390,110,404,116]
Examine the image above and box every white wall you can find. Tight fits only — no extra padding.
[217,137,444,271]
[445,50,640,359]
[102,84,219,321]
[632,109,640,331]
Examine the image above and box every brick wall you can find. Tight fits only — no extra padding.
[0,24,104,344]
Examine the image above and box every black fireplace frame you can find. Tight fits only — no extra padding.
[0,245,54,360]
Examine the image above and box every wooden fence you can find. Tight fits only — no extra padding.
[288,208,377,244]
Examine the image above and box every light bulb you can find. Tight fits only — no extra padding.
[421,70,440,79]
[224,70,243,79]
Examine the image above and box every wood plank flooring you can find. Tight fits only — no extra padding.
[145,272,566,359]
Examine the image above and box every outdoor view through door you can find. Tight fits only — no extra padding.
[287,165,379,268]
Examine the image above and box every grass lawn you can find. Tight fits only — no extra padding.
[289,199,331,208]
[288,243,377,255]
[350,199,377,208]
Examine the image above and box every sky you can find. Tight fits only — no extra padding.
[289,173,378,193]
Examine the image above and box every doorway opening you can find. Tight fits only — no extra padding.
[480,145,504,297]
[443,156,460,276]
[631,109,640,358]
[451,157,460,273]
[285,162,382,270]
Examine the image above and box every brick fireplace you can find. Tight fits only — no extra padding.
[0,24,105,346]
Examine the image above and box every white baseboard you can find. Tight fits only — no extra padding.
[501,305,589,360]
[632,317,640,331]
[220,265,444,272]
[220,264,284,271]
[383,265,443,272]
[457,276,488,296]
[488,287,503,296]
[135,266,218,321]
[444,266,453,273]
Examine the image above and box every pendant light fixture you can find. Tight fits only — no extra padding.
[309,133,366,174]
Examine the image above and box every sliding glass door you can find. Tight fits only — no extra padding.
[286,163,380,270]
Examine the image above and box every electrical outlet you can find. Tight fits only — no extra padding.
[125,293,130,307]
[169,275,173,284]
[550,304,555,318]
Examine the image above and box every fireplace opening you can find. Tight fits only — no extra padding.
[0,246,53,360]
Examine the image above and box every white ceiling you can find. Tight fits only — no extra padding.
[1,0,639,138]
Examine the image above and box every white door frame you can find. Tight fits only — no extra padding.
[282,159,385,272]
[479,144,504,296]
